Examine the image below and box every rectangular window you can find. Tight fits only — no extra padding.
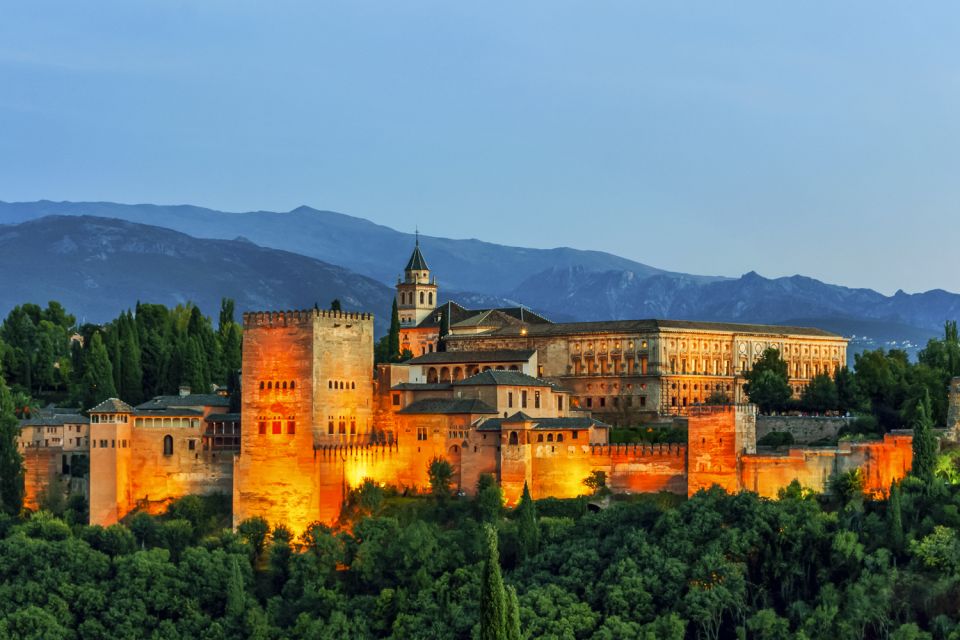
[328,420,334,435]
[612,397,619,408]
[101,439,107,448]
[272,421,281,435]
[534,391,541,409]
[258,421,266,435]
[111,439,115,448]
[572,430,578,439]
[287,421,296,435]
[557,396,563,411]
[392,394,401,406]
[640,396,647,407]
[508,392,513,408]
[188,440,196,451]
[599,397,606,408]
[521,390,528,408]
[586,397,593,408]
[417,427,427,441]
[350,420,356,435]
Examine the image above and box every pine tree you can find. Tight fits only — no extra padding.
[480,524,507,640]
[81,332,117,409]
[516,482,539,559]
[911,389,938,484]
[0,368,24,516]
[388,299,401,362]
[505,585,521,640]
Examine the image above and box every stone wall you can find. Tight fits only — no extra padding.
[756,416,851,444]
[741,434,913,497]
[946,377,960,440]
[21,447,61,510]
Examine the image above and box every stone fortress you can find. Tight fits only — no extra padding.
[21,240,921,533]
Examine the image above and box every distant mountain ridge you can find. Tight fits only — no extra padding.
[0,215,396,332]
[0,201,958,355]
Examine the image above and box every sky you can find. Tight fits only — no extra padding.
[1,2,958,295]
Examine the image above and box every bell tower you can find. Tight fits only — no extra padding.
[396,233,438,327]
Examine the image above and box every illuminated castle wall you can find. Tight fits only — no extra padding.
[233,308,376,534]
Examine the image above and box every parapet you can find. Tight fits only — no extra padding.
[686,404,757,417]
[589,442,686,457]
[242,308,374,329]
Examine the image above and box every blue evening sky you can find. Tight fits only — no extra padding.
[1,2,958,294]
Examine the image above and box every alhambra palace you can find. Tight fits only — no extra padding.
[18,242,926,534]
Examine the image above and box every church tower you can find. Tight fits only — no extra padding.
[396,234,437,327]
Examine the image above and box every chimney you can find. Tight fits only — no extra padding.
[179,384,191,397]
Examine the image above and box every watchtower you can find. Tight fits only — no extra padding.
[87,398,134,525]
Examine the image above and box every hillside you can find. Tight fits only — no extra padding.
[0,216,395,331]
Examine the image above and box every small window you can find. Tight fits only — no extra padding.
[260,381,265,390]
[557,396,564,411]
[267,381,272,389]
[557,433,564,442]
[282,381,287,390]
[163,435,173,456]
[521,390,528,408]
[188,440,196,451]
[290,381,296,390]
[287,421,296,435]
[508,431,518,445]
[547,433,554,442]
[537,434,544,442]
[392,394,401,406]
[329,380,333,389]
[572,431,578,440]
[508,392,513,408]
[258,421,266,435]
[352,382,356,390]
[417,427,427,441]
[350,420,356,435]
[420,292,425,304]
[272,421,281,435]
[328,420,334,435]
[535,391,541,409]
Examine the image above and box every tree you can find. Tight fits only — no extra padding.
[515,482,539,559]
[505,585,522,640]
[889,482,904,553]
[427,457,453,501]
[583,470,607,496]
[911,390,938,485]
[80,332,116,409]
[118,314,143,404]
[801,373,839,414]
[480,524,507,640]
[330,299,342,312]
[475,474,503,522]
[0,368,24,516]
[743,348,792,414]
[237,516,270,564]
[388,299,401,362]
[834,365,864,415]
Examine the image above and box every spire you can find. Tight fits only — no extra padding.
[405,233,429,272]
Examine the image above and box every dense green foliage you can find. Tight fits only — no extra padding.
[744,322,960,431]
[0,299,242,411]
[5,471,960,638]
[0,365,24,516]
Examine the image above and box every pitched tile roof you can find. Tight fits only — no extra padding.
[391,382,454,391]
[89,398,135,414]
[405,241,429,271]
[477,416,610,432]
[133,408,204,417]
[205,413,241,422]
[454,370,557,388]
[20,413,88,427]
[397,398,498,415]
[450,318,841,339]
[136,394,230,410]
[405,350,535,365]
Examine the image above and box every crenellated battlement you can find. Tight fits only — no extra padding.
[589,442,686,457]
[242,308,374,328]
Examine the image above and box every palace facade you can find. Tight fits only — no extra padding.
[29,240,912,533]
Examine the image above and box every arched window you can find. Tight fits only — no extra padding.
[163,435,173,456]
[328,380,333,389]
[282,381,287,390]
[428,292,433,305]
[508,431,519,445]
[420,292,424,304]
[267,381,272,389]
[291,381,296,390]
[259,381,265,390]
[547,433,554,442]
[351,382,356,390]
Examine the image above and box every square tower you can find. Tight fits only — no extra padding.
[233,308,374,534]
[396,237,438,327]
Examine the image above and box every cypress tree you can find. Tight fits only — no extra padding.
[516,482,539,559]
[81,332,117,409]
[505,585,521,640]
[183,337,210,394]
[119,313,143,404]
[911,389,938,484]
[0,368,24,516]
[889,482,904,553]
[388,299,401,362]
[480,524,507,640]
[225,555,246,635]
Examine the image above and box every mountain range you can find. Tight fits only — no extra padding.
[1,200,958,356]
